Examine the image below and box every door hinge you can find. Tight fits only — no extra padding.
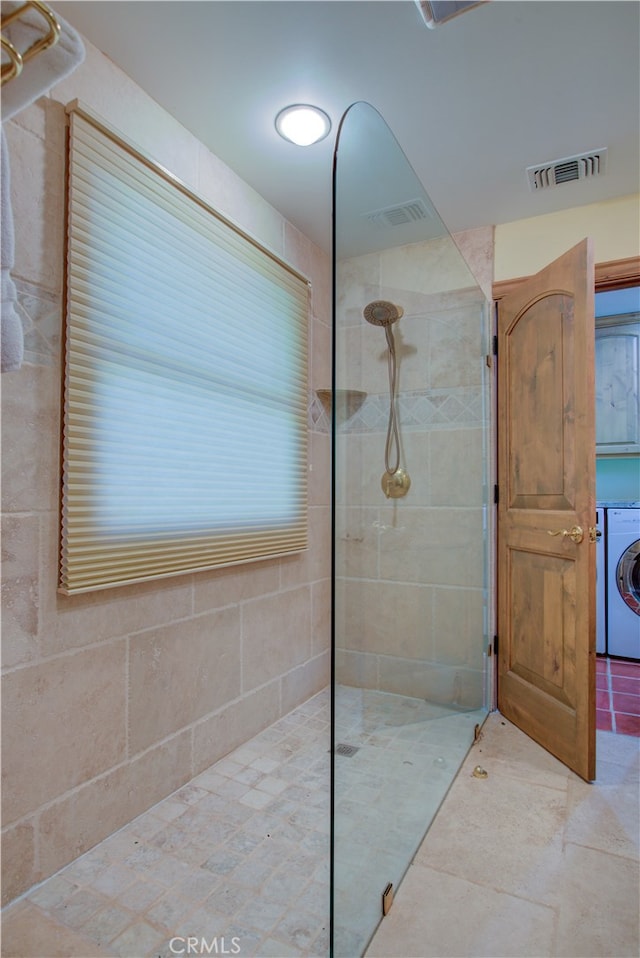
[382,882,394,916]
[493,635,499,657]
[494,484,499,505]
[486,329,498,367]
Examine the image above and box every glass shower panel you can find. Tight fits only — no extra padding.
[331,102,491,958]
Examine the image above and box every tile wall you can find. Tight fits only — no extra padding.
[333,229,494,709]
[1,36,331,905]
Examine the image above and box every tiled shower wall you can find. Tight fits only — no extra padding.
[334,230,494,709]
[1,37,331,905]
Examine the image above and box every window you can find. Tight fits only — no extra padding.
[60,104,309,595]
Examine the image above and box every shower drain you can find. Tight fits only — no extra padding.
[335,743,359,757]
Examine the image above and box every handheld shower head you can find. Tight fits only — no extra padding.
[363,301,404,327]
[362,299,410,497]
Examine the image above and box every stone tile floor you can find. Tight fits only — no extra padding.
[1,685,484,958]
[3,683,639,958]
[333,687,485,957]
[367,712,640,958]
[2,690,331,958]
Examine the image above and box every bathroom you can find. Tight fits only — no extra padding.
[1,2,639,957]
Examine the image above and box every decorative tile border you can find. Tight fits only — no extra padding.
[309,387,487,434]
[14,279,61,368]
[14,290,485,438]
[308,392,328,431]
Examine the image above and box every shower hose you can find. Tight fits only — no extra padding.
[384,323,401,476]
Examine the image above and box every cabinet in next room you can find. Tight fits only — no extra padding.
[595,316,640,456]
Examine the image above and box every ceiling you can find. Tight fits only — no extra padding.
[53,1,640,254]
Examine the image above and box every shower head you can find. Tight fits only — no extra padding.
[363,301,404,327]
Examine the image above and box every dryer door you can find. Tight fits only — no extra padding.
[617,540,640,615]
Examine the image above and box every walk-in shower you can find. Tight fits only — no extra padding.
[362,301,411,499]
[332,102,491,956]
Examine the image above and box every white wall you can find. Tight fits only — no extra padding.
[495,194,640,280]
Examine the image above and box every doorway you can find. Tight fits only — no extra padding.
[494,266,639,780]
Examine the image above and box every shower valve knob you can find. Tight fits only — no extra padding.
[382,468,411,499]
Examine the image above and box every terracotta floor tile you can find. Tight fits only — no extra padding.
[596,709,613,731]
[609,659,640,677]
[594,658,640,737]
[611,674,640,693]
[614,712,640,736]
[613,691,640,715]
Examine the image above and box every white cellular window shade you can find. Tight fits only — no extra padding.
[60,104,309,595]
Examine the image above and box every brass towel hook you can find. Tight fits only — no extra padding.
[0,34,22,83]
[1,0,61,86]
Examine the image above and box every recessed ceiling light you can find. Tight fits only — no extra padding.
[275,104,331,146]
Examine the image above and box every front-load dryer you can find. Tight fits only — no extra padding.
[596,507,606,654]
[607,508,640,659]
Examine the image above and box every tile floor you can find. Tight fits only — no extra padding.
[2,686,479,958]
[367,712,640,958]
[333,687,485,957]
[596,656,640,736]
[2,691,332,958]
[3,684,639,958]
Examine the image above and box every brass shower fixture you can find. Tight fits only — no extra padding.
[362,301,411,499]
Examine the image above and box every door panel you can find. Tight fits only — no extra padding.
[509,294,574,509]
[497,239,596,782]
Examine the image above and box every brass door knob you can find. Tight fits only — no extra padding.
[547,525,584,544]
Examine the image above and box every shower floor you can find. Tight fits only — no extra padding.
[333,686,486,957]
[3,686,485,958]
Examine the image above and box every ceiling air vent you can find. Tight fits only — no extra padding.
[364,198,432,228]
[527,148,607,191]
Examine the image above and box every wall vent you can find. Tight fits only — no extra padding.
[364,198,432,228]
[527,148,607,191]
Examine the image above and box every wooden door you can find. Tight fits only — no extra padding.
[497,239,596,782]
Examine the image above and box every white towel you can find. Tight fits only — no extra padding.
[1,1,85,372]
[1,1,85,121]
